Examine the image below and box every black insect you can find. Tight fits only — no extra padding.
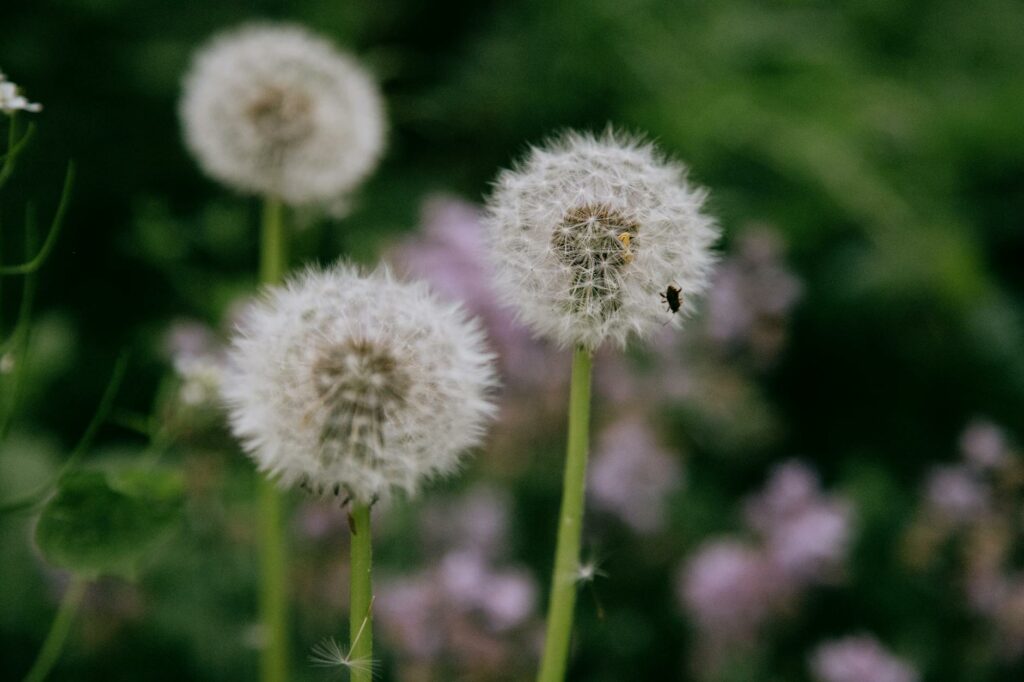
[661,284,683,314]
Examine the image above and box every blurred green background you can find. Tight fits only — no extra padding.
[2,0,1023,680]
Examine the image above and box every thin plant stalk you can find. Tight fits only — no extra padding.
[22,578,86,682]
[537,346,593,682]
[258,196,288,682]
[348,502,373,682]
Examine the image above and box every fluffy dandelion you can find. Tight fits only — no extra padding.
[223,263,497,502]
[484,128,719,682]
[225,264,495,682]
[0,71,42,115]
[484,128,719,350]
[180,23,385,206]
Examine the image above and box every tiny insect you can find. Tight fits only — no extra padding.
[660,284,683,314]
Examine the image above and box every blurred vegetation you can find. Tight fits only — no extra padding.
[2,0,1023,680]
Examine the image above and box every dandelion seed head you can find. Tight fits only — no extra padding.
[180,23,385,206]
[222,264,498,503]
[483,129,719,349]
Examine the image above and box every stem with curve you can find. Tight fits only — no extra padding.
[22,578,86,682]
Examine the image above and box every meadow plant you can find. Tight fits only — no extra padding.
[222,265,497,679]
[588,415,683,534]
[483,128,719,680]
[180,22,386,681]
[678,460,855,676]
[904,419,1024,660]
[809,635,920,682]
[2,74,182,682]
[180,23,384,209]
[376,487,541,679]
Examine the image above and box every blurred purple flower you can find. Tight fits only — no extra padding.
[705,226,802,363]
[923,464,990,524]
[959,418,1010,471]
[589,415,683,533]
[375,574,444,660]
[745,461,854,585]
[388,195,565,390]
[678,539,783,643]
[377,550,539,670]
[419,484,511,559]
[164,318,220,366]
[744,460,820,530]
[376,486,541,675]
[809,635,919,682]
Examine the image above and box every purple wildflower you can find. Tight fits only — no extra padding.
[745,461,854,585]
[678,539,783,643]
[705,226,802,363]
[923,464,990,524]
[589,415,683,533]
[959,418,1010,472]
[809,635,920,682]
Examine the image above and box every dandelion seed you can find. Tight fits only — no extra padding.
[308,637,375,675]
[483,129,719,349]
[222,264,498,503]
[575,558,607,584]
[180,23,385,207]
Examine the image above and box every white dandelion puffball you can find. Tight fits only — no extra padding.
[223,265,498,502]
[180,23,385,205]
[483,129,719,349]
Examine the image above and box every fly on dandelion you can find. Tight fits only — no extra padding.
[661,284,683,314]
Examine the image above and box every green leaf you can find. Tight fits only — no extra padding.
[34,467,184,579]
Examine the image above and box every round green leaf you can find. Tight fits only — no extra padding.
[34,467,183,579]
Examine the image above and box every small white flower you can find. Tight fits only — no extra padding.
[222,264,497,503]
[180,23,385,206]
[483,129,719,349]
[0,71,42,115]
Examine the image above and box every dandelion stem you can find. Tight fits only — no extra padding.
[348,502,373,682]
[260,197,286,284]
[259,196,289,682]
[22,578,86,682]
[537,345,592,682]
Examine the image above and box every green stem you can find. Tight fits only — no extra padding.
[22,578,86,682]
[258,196,288,682]
[260,197,285,284]
[259,479,288,682]
[537,346,593,682]
[348,503,373,682]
